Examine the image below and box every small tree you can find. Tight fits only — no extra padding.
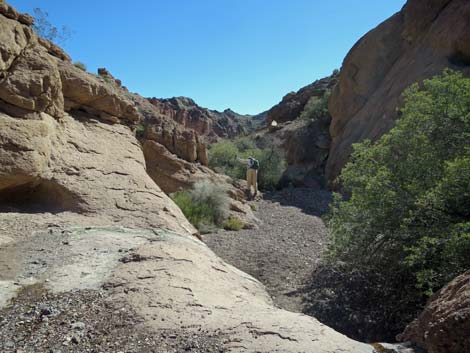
[32,8,71,44]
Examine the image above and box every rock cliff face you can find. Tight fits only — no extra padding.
[327,0,470,182]
[0,2,196,236]
[254,75,336,187]
[148,96,260,142]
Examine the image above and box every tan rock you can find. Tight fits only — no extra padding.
[59,63,141,123]
[0,47,64,118]
[108,233,375,353]
[0,111,196,235]
[143,139,258,227]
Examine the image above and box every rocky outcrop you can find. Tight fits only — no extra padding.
[267,74,337,125]
[143,139,258,227]
[253,75,336,187]
[148,96,261,141]
[0,2,200,236]
[399,271,470,353]
[327,0,470,182]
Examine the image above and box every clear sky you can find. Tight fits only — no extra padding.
[9,0,406,115]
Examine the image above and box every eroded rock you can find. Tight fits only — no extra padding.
[327,0,470,183]
[399,271,470,353]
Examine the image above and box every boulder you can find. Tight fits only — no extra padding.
[399,271,470,353]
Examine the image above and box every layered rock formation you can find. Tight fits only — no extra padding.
[326,0,470,182]
[0,4,385,351]
[148,96,261,142]
[399,271,470,353]
[0,3,195,236]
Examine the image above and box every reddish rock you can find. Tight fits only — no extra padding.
[267,75,337,125]
[399,271,470,353]
[147,96,260,142]
[327,0,470,183]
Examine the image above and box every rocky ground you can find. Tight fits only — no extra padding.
[0,284,225,353]
[204,187,332,313]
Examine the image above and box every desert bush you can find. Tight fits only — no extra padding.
[254,147,286,191]
[316,69,470,340]
[73,61,87,71]
[171,181,229,233]
[135,123,145,136]
[223,216,245,231]
[299,90,331,121]
[208,138,286,191]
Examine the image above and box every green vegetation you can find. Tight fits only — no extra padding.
[223,216,245,231]
[299,90,331,121]
[208,137,286,191]
[321,70,470,336]
[134,123,145,139]
[73,61,87,72]
[171,181,229,233]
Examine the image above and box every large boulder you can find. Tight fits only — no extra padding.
[327,0,470,183]
[399,271,470,353]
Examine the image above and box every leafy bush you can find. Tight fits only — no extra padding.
[320,69,470,339]
[73,61,87,72]
[171,181,229,233]
[223,216,245,231]
[299,90,331,121]
[208,138,286,191]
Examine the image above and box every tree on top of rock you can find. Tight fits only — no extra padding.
[32,8,71,44]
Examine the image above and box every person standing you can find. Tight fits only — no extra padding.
[238,156,259,199]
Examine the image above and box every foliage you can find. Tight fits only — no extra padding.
[325,70,470,328]
[73,61,87,72]
[223,216,245,231]
[299,90,331,121]
[208,138,286,191]
[32,8,71,44]
[171,181,229,233]
[135,124,145,134]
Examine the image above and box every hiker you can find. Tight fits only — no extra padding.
[238,156,259,198]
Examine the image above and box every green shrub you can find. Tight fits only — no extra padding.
[322,69,470,337]
[299,90,331,121]
[171,181,229,233]
[223,216,245,231]
[135,123,145,137]
[208,139,286,191]
[304,69,470,341]
[73,61,87,72]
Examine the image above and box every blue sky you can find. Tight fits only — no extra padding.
[9,0,406,114]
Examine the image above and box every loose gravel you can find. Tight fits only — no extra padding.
[204,187,332,312]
